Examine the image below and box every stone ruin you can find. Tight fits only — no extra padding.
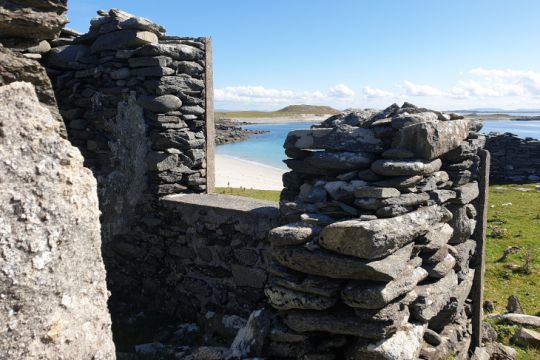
[0,2,495,359]
[485,133,540,183]
[264,104,490,359]
[42,8,214,246]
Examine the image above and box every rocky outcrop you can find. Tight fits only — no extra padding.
[215,119,268,145]
[0,82,115,359]
[266,102,487,359]
[0,45,62,124]
[0,0,68,45]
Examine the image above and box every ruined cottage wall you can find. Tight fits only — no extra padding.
[104,194,279,321]
[485,133,540,183]
[1,2,115,358]
[43,10,213,246]
[263,105,488,359]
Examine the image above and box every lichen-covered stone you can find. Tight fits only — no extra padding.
[0,82,115,359]
[272,243,414,281]
[341,266,428,309]
[284,126,384,153]
[265,285,337,310]
[371,158,442,176]
[0,0,68,41]
[319,205,451,259]
[393,120,472,160]
[268,222,320,247]
[345,323,425,360]
[305,151,373,170]
[411,271,458,322]
[283,311,394,339]
[91,29,158,53]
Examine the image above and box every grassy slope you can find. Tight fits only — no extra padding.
[486,183,540,314]
[215,104,339,119]
[216,184,540,358]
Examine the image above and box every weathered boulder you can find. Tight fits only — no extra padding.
[283,311,395,339]
[140,94,183,113]
[512,328,540,348]
[42,44,93,69]
[91,29,158,53]
[284,126,384,153]
[341,265,428,309]
[0,0,68,41]
[268,265,342,297]
[134,42,204,60]
[453,181,480,204]
[345,323,425,360]
[371,158,442,176]
[424,253,456,278]
[0,45,62,124]
[392,120,472,160]
[265,285,337,310]
[411,271,458,322]
[320,205,451,259]
[145,74,205,95]
[230,309,273,357]
[324,180,368,201]
[268,222,320,247]
[447,204,476,244]
[421,222,454,245]
[98,8,166,36]
[428,270,475,331]
[354,186,401,199]
[0,82,115,359]
[272,243,414,281]
[305,151,373,170]
[499,313,540,328]
[373,175,423,188]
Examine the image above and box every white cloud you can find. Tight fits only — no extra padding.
[216,68,540,110]
[329,83,355,98]
[362,86,393,98]
[403,81,447,97]
[215,84,356,109]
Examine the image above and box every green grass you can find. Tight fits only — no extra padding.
[486,183,540,315]
[215,187,281,201]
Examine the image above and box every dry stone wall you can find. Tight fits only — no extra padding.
[265,103,488,359]
[104,194,279,322]
[485,132,540,183]
[42,9,212,245]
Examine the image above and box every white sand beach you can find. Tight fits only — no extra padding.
[225,115,327,124]
[215,154,285,190]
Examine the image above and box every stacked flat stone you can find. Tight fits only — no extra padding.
[485,132,540,183]
[265,103,486,359]
[42,9,208,244]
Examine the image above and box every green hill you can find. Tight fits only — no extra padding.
[216,104,339,119]
[275,104,339,115]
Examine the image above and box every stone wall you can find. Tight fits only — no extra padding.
[485,132,540,183]
[104,194,279,322]
[42,9,213,245]
[264,103,488,359]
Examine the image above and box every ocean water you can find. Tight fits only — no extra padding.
[216,119,540,169]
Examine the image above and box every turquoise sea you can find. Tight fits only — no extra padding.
[216,119,540,170]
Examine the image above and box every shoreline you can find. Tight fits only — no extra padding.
[215,154,285,190]
[219,115,328,124]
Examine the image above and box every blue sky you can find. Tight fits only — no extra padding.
[68,0,540,111]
